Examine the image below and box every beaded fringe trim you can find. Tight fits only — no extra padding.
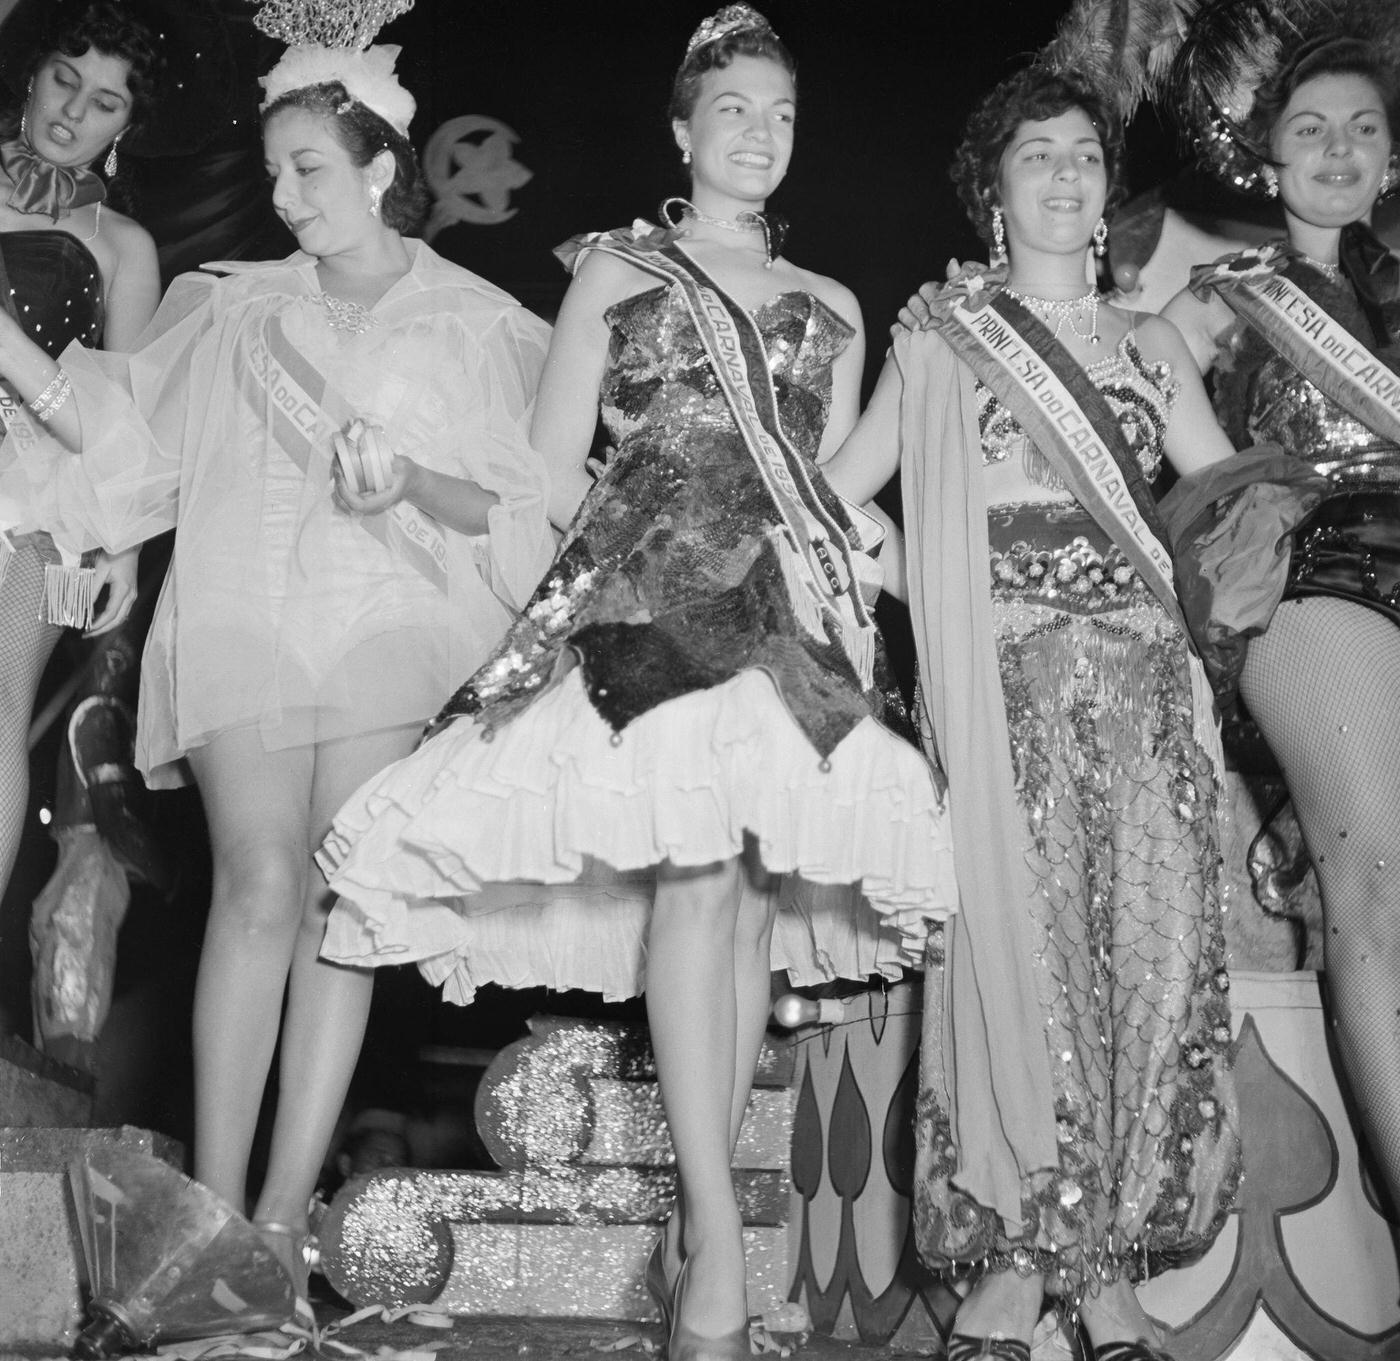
[44,561,96,629]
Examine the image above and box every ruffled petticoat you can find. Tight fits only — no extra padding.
[318,665,956,1004]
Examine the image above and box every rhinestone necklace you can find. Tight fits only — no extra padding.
[1002,285,1101,344]
[317,292,378,335]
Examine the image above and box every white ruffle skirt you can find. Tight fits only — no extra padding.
[317,667,957,1004]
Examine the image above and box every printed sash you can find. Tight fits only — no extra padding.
[1193,246,1400,445]
[933,284,1191,637]
[573,224,878,686]
[241,311,450,590]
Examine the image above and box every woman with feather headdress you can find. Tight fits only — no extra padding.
[1160,0,1400,1216]
[822,33,1242,1356]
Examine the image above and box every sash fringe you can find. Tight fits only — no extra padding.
[776,534,829,642]
[44,561,95,629]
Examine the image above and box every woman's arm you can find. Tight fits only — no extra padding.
[530,252,639,529]
[100,216,161,351]
[821,351,905,506]
[0,309,82,447]
[1136,313,1237,477]
[1161,285,1236,377]
[333,452,502,535]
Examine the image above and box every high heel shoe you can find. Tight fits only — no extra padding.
[946,1335,1031,1361]
[252,1219,316,1334]
[1093,1343,1175,1361]
[667,1258,749,1361]
[645,1234,676,1336]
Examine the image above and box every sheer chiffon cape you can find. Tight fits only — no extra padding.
[0,241,553,784]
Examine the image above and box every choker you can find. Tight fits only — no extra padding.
[659,196,786,268]
[0,137,106,223]
[1002,285,1101,345]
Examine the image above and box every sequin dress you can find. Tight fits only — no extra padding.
[1214,256,1400,619]
[913,332,1241,1301]
[318,276,956,1005]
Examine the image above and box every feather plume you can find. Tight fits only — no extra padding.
[1040,0,1206,121]
[1167,0,1398,194]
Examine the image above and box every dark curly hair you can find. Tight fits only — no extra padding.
[262,82,431,236]
[668,24,797,123]
[951,65,1126,249]
[30,1,163,139]
[1248,34,1399,153]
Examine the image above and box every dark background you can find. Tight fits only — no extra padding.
[0,0,1239,1176]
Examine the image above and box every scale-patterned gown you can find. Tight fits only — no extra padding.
[319,274,956,1003]
[913,332,1242,1300]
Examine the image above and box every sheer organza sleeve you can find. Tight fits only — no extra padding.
[0,271,215,553]
[424,301,553,612]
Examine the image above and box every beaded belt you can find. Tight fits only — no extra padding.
[987,502,1150,610]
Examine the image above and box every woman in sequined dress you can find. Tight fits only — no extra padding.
[824,66,1241,1361]
[0,2,160,921]
[317,7,954,1355]
[1163,28,1400,1217]
[0,49,551,1321]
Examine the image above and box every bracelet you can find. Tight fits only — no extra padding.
[31,371,72,423]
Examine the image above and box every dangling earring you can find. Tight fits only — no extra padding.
[104,134,123,179]
[1382,162,1399,196]
[1261,165,1279,199]
[681,145,692,165]
[368,184,383,218]
[991,206,1006,265]
[20,79,32,143]
[1092,217,1108,257]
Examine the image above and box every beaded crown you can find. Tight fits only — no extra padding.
[684,5,780,58]
[250,0,415,52]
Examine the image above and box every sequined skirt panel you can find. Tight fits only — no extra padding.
[914,507,1241,1296]
[1285,487,1400,626]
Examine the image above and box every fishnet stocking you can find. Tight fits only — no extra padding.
[0,542,63,896]
[1240,596,1400,1209]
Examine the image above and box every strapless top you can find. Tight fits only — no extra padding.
[0,229,104,356]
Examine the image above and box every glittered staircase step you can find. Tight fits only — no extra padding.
[318,1164,789,1308]
[584,1080,792,1169]
[476,1014,793,1169]
[326,1213,789,1321]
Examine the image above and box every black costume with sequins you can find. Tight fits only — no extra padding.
[432,280,907,756]
[0,231,104,576]
[318,239,954,1007]
[914,330,1241,1301]
[1214,256,1400,620]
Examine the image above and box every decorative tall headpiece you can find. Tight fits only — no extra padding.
[1036,0,1201,123]
[684,4,780,59]
[252,0,417,136]
[1169,0,1400,196]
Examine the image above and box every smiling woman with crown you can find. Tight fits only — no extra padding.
[1159,0,1400,1233]
[0,0,552,1332]
[314,6,955,1355]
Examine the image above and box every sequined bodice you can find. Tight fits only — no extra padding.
[978,332,1179,488]
[1,230,105,356]
[436,272,907,760]
[600,283,854,463]
[1215,258,1400,476]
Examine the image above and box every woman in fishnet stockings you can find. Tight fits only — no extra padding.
[1166,27,1400,1212]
